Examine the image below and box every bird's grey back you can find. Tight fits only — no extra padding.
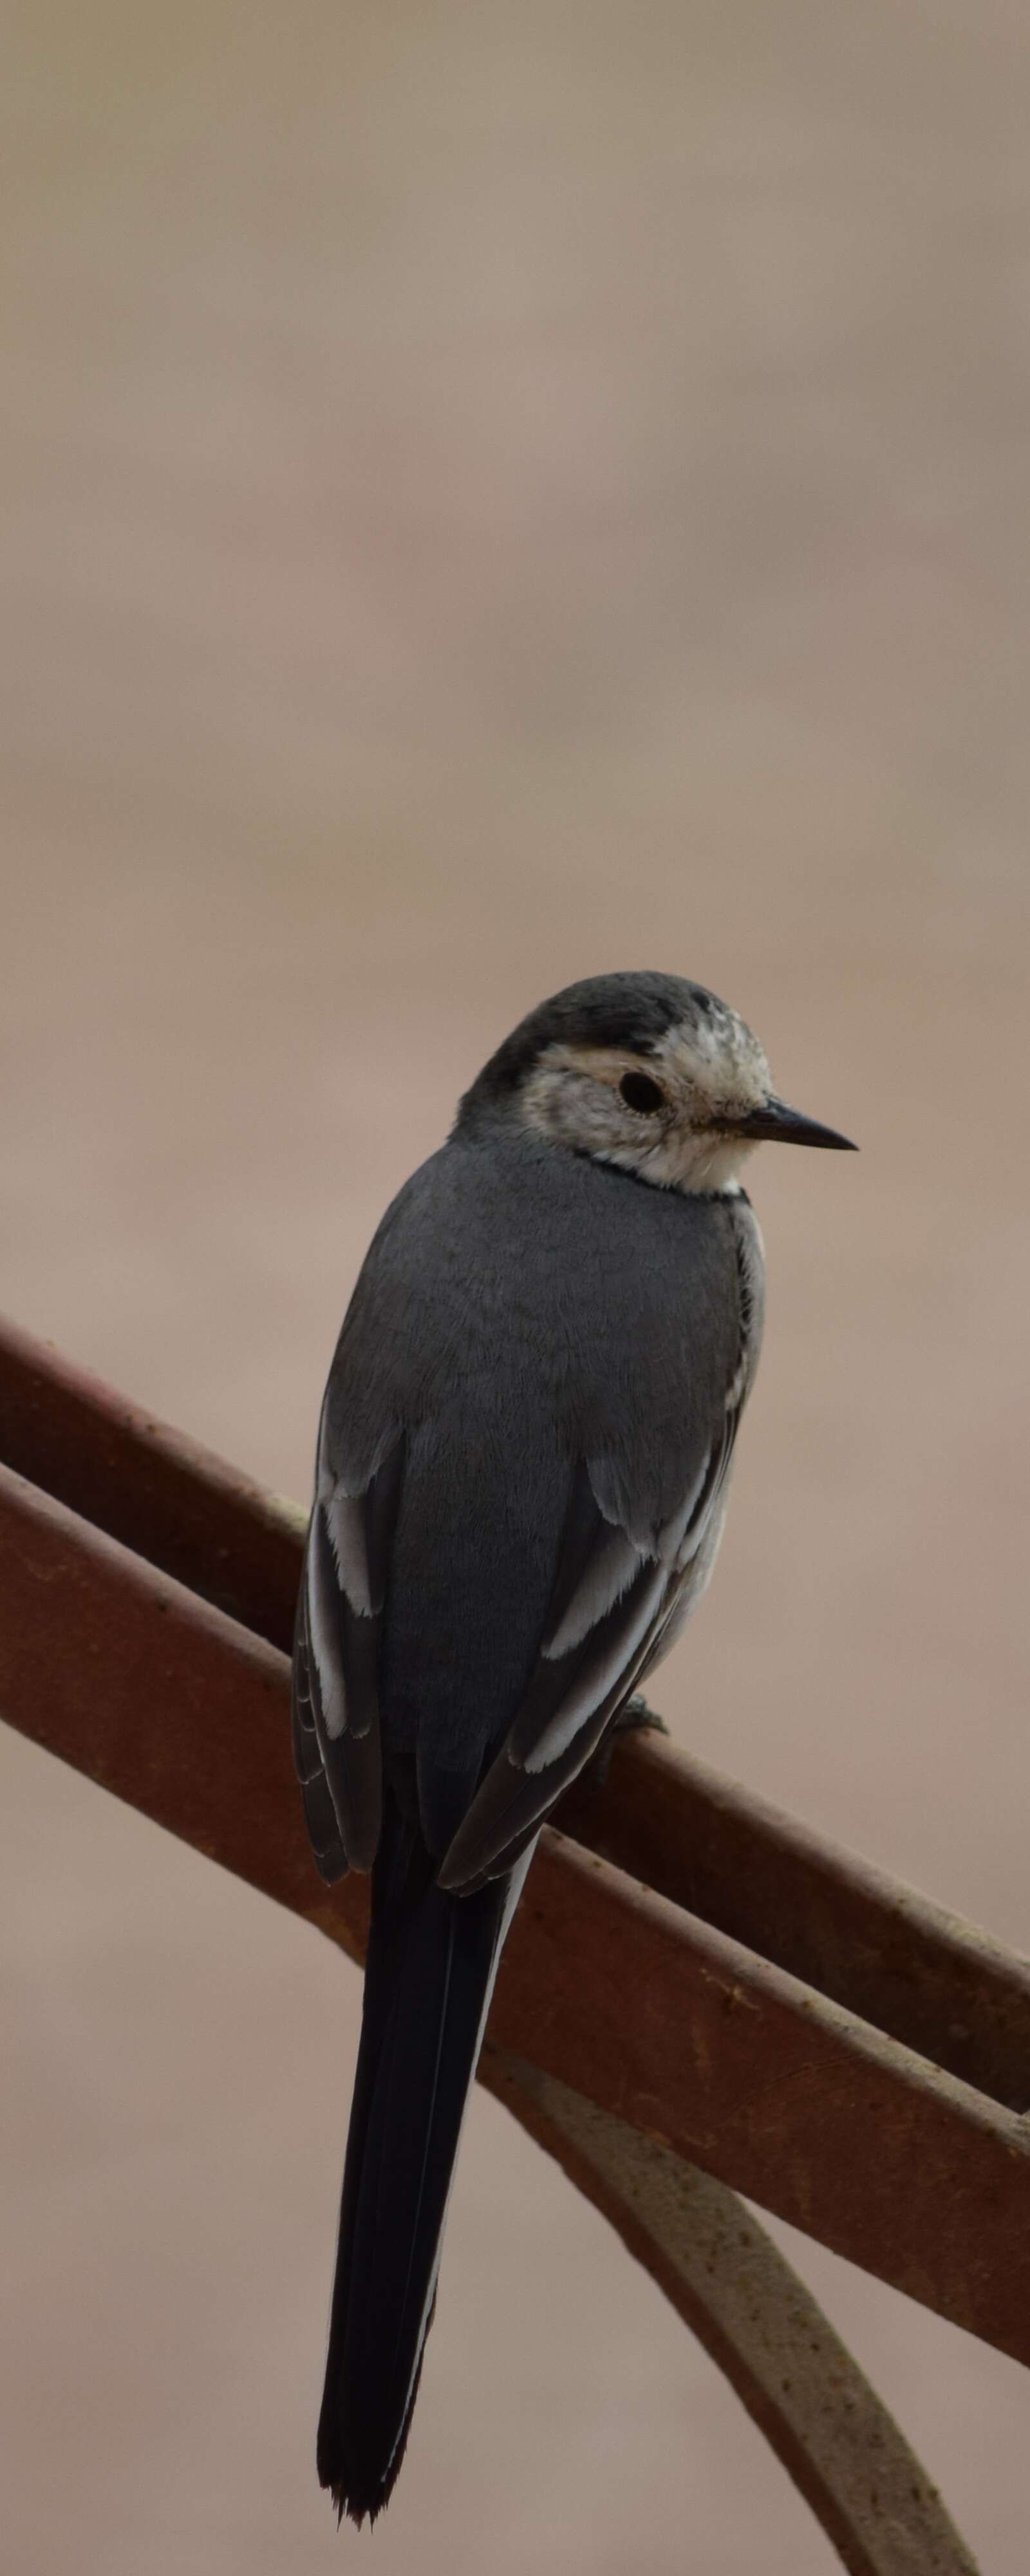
[323,1117,745,1776]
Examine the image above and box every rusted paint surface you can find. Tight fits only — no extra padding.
[3,1312,1029,2115]
[3,1456,1029,2369]
[0,1459,341,1931]
[564,1732,1030,2112]
[0,1313,304,1648]
[485,2047,980,2576]
[501,1832,1030,2366]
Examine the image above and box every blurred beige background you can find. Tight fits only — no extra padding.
[3,3,1029,2570]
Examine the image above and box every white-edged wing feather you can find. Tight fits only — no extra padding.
[436,1404,742,1896]
[290,1416,405,1880]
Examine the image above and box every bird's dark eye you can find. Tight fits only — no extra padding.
[619,1070,665,1114]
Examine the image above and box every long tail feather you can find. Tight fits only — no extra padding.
[317,1802,520,2525]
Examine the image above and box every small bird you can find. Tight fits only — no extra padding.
[292,970,854,2525]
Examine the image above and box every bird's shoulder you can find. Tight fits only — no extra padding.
[317,1130,758,1581]
[340,1120,748,1336]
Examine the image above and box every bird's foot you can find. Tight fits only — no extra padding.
[617,1692,670,1742]
[578,1694,669,1798]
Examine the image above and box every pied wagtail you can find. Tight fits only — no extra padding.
[292,970,855,2524]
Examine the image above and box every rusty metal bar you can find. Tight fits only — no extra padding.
[3,1312,1029,2113]
[0,1313,303,1646]
[563,1733,1030,2112]
[2,1454,1029,2371]
[485,2047,979,2576]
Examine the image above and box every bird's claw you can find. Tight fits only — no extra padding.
[617,1692,670,1741]
[576,1694,670,1799]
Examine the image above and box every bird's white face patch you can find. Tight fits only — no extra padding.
[518,1008,772,1194]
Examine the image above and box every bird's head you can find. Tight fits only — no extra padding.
[458,971,856,1193]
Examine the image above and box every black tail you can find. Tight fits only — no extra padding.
[317,1799,513,2525]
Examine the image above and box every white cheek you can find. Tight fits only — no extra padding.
[610,1127,758,1195]
[681,1134,760,1193]
[521,1067,627,1157]
[520,1059,760,1197]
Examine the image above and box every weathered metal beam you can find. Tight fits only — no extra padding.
[0,1312,303,1646]
[3,1312,1028,2114]
[2,1455,1029,2374]
[561,1732,1030,2112]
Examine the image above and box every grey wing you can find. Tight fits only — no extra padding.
[436,1392,744,1898]
[291,1405,406,1882]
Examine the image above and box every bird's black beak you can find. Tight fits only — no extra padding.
[733,1097,857,1151]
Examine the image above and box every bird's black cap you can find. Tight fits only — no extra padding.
[459,971,722,1117]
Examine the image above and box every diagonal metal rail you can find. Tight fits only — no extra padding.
[3,1316,1023,2570]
